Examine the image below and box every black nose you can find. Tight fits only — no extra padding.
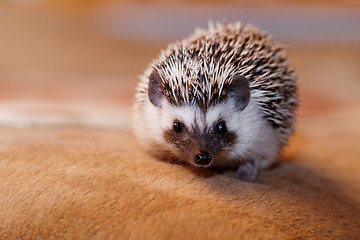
[194,152,212,166]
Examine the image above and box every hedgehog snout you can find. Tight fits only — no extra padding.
[194,151,212,166]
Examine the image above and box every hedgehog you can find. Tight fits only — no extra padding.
[133,22,297,182]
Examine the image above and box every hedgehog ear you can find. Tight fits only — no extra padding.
[228,75,250,111]
[148,71,164,108]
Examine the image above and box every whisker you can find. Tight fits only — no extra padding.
[145,149,172,154]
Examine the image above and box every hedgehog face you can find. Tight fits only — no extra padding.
[147,70,251,167]
[160,103,238,167]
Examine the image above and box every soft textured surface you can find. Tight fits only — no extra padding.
[1,126,360,239]
[1,3,360,240]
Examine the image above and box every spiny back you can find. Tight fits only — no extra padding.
[137,22,298,144]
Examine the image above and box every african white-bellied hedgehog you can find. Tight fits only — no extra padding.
[133,22,297,181]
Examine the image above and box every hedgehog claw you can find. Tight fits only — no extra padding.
[237,160,258,182]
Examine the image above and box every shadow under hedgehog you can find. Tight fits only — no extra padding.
[133,21,298,182]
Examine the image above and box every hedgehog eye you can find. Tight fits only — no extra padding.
[216,121,227,134]
[173,122,183,133]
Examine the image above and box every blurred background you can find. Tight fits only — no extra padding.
[0,0,359,141]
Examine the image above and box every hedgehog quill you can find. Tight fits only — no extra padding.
[133,22,298,182]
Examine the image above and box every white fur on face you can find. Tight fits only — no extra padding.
[205,98,281,168]
[160,103,203,132]
[134,96,281,170]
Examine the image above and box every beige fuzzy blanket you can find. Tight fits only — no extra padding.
[1,126,359,239]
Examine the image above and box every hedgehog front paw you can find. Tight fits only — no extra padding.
[237,160,258,182]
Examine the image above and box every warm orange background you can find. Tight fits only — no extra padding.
[1,0,360,153]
